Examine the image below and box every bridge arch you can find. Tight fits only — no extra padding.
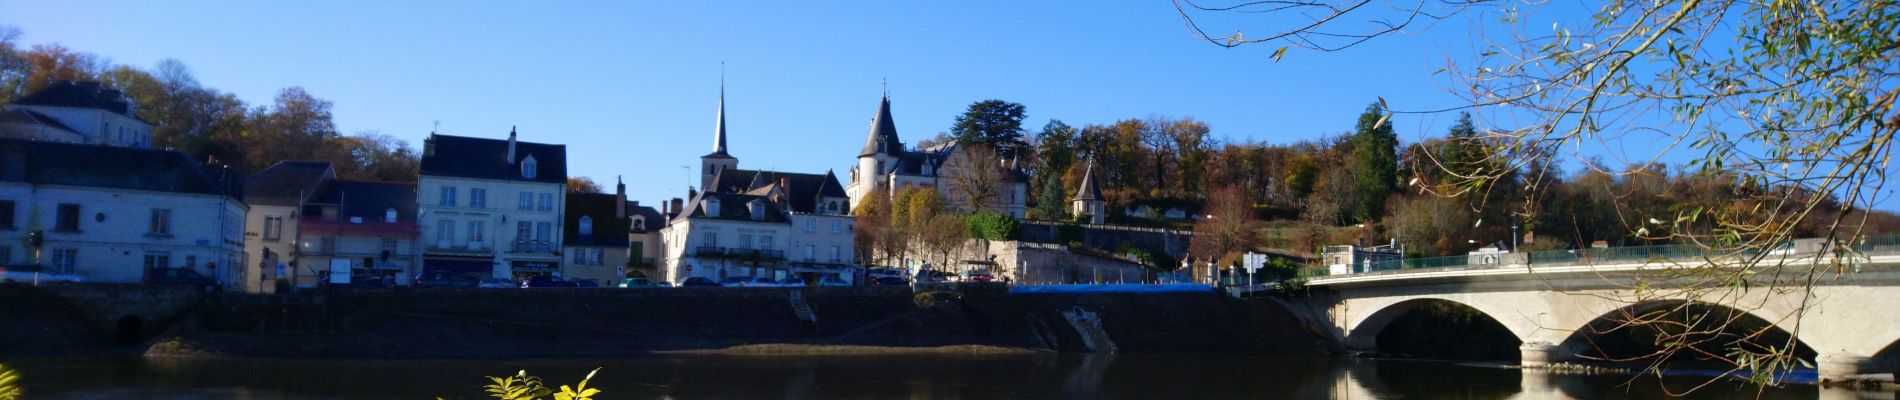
[1556,299,1816,368]
[1344,297,1527,358]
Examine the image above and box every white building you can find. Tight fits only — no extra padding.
[417,128,567,282]
[844,92,1028,218]
[660,191,793,284]
[0,81,153,148]
[709,168,857,283]
[0,139,244,285]
[240,161,337,292]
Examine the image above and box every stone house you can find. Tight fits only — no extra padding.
[417,129,568,282]
[0,81,153,148]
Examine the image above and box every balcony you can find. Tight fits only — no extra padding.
[628,257,657,268]
[694,246,726,256]
[429,240,493,253]
[732,248,784,261]
[510,241,556,253]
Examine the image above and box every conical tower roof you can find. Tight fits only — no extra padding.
[859,93,902,158]
[1072,158,1102,201]
[706,81,733,159]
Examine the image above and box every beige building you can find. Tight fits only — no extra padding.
[562,186,630,286]
[417,129,568,282]
[241,161,336,292]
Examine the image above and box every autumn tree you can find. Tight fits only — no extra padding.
[1190,186,1262,272]
[567,177,605,193]
[942,143,1012,213]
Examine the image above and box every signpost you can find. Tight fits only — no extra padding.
[1243,253,1266,288]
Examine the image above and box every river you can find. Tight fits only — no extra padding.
[0,354,1882,399]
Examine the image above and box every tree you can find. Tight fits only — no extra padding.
[942,144,1012,213]
[852,190,893,266]
[1033,173,1068,220]
[1349,102,1399,223]
[1175,0,1900,386]
[567,177,604,193]
[949,99,1028,156]
[1034,119,1078,182]
[1190,186,1261,273]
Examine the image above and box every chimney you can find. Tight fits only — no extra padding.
[671,198,684,216]
[424,134,436,157]
[506,126,518,164]
[780,178,791,194]
[615,175,627,219]
[688,186,698,200]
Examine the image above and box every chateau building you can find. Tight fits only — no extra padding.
[0,81,153,148]
[844,92,1028,218]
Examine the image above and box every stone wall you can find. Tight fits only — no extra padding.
[1018,221,1192,258]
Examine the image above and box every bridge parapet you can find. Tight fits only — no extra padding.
[1312,235,1900,285]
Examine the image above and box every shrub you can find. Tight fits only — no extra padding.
[963,211,1021,241]
[458,368,601,400]
[1056,223,1086,244]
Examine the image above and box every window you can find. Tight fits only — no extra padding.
[760,235,774,251]
[264,216,284,241]
[804,245,815,261]
[519,192,534,210]
[737,234,753,250]
[579,216,594,241]
[0,200,14,228]
[437,219,455,242]
[828,201,839,213]
[804,218,815,232]
[702,232,717,247]
[143,252,171,270]
[440,187,457,206]
[517,221,532,242]
[149,209,173,236]
[384,208,397,223]
[830,220,842,233]
[56,203,80,231]
[538,193,553,212]
[184,255,197,270]
[51,248,77,272]
[470,188,487,208]
[319,236,337,253]
[522,158,538,179]
[382,238,398,253]
[535,222,551,242]
[468,221,485,243]
[0,245,10,263]
[830,246,842,262]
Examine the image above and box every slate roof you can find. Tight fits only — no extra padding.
[301,180,420,235]
[0,109,79,134]
[244,161,336,206]
[706,168,850,214]
[420,132,567,184]
[673,191,789,224]
[628,203,664,233]
[0,138,234,196]
[565,192,630,247]
[1073,160,1102,201]
[859,95,903,158]
[11,81,146,122]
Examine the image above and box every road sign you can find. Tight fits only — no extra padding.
[1243,253,1266,272]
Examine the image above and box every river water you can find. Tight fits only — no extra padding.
[1,354,1884,399]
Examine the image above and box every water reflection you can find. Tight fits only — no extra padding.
[1,354,1887,399]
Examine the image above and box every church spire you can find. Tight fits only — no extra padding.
[1073,156,1102,202]
[712,76,728,156]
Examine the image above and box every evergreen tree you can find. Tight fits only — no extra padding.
[1350,101,1399,222]
[1034,173,1068,220]
[950,99,1028,156]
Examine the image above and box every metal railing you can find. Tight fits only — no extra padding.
[510,241,555,253]
[1334,234,1900,277]
[695,246,726,256]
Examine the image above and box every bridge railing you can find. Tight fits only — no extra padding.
[1331,233,1900,277]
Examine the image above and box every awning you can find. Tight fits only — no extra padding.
[511,261,558,271]
[424,258,492,272]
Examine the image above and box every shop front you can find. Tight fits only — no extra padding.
[509,260,560,282]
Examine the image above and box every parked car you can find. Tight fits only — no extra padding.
[818,276,851,287]
[526,275,579,288]
[778,277,808,287]
[678,277,721,287]
[0,263,83,285]
[143,267,219,291]
[740,277,779,287]
[914,270,952,283]
[968,272,995,283]
[415,272,479,288]
[574,279,600,288]
[477,278,516,289]
[718,276,750,286]
[870,276,909,286]
[619,277,662,288]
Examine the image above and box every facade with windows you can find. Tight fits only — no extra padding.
[845,93,1029,218]
[705,168,857,284]
[0,139,244,285]
[0,81,154,148]
[240,161,337,292]
[417,129,567,281]
[659,191,792,284]
[293,180,421,287]
[562,186,631,286]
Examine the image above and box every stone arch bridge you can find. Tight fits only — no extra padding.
[1285,254,1900,382]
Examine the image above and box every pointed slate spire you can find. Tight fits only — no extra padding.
[708,79,731,158]
[1073,157,1102,201]
[859,85,901,158]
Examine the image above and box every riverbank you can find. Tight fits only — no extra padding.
[0,284,1331,359]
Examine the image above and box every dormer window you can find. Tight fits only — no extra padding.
[384,208,397,223]
[704,198,721,216]
[632,216,646,231]
[522,155,538,179]
[579,216,593,241]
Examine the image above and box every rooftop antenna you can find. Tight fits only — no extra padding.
[882,77,887,97]
[432,119,440,134]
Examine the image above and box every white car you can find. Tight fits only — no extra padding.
[477,278,517,289]
[0,264,83,284]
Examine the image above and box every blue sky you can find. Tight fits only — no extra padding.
[1,1,1635,205]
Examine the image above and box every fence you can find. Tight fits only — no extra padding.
[1339,234,1900,277]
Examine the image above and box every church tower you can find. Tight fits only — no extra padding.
[1072,157,1105,224]
[849,89,903,207]
[700,82,738,190]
